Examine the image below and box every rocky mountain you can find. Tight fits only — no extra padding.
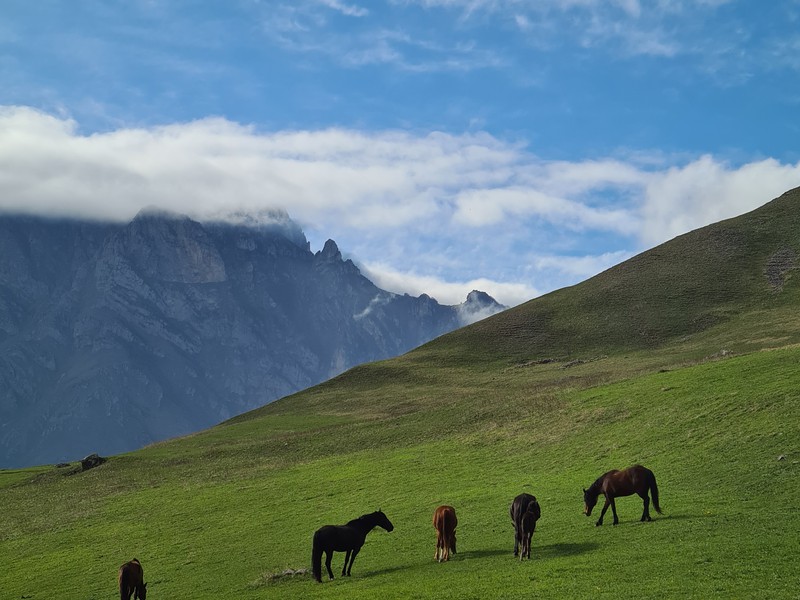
[0,210,504,467]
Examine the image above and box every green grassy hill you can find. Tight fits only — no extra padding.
[2,189,800,599]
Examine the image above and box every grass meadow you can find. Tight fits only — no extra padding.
[2,341,798,599]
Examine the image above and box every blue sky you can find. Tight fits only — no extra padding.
[3,0,800,306]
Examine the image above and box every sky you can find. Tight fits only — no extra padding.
[2,0,800,307]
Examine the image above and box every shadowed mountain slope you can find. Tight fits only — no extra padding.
[0,210,503,468]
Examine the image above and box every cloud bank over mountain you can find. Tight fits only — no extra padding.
[3,106,800,306]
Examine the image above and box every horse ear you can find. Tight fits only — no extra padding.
[378,507,382,512]
[582,488,586,493]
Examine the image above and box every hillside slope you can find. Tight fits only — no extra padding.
[436,185,800,364]
[1,188,799,599]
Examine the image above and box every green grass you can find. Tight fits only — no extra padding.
[2,343,798,599]
[3,188,800,598]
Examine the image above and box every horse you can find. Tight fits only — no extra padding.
[118,558,147,600]
[583,464,662,526]
[510,493,541,557]
[519,501,540,561]
[311,510,394,582]
[432,505,457,562]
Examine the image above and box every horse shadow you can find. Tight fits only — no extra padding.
[459,548,508,559]
[363,564,411,578]
[534,541,600,558]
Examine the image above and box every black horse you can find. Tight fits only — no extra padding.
[510,493,541,557]
[312,510,394,582]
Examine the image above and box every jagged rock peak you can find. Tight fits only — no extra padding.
[457,289,506,325]
[317,239,342,261]
[464,290,502,308]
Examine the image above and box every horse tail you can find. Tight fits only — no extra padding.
[648,470,662,514]
[311,531,323,583]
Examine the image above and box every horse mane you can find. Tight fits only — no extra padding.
[345,512,377,527]
[586,472,612,499]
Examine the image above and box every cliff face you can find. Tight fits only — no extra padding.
[0,211,504,467]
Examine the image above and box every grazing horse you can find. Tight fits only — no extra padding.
[583,464,662,526]
[519,502,540,561]
[432,505,458,562]
[312,510,394,582]
[510,493,541,557]
[118,558,147,600]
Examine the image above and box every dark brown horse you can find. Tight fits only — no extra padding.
[312,510,394,582]
[519,502,540,561]
[118,558,147,600]
[432,505,457,562]
[510,493,541,557]
[583,464,662,526]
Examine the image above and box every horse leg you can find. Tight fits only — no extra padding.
[434,532,441,561]
[513,526,520,556]
[324,550,335,580]
[346,547,361,576]
[596,497,611,526]
[641,493,651,521]
[610,497,619,525]
[342,549,351,576]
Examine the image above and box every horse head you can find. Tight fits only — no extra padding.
[375,509,394,532]
[583,488,597,516]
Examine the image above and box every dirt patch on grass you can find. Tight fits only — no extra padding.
[248,568,310,588]
[764,248,797,291]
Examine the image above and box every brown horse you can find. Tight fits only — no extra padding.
[583,464,662,526]
[432,505,457,562]
[118,558,147,600]
[509,493,541,557]
[519,502,540,561]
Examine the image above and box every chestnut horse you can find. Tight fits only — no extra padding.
[583,464,662,526]
[118,558,147,600]
[519,502,540,561]
[510,493,541,557]
[432,505,457,562]
[311,510,394,582]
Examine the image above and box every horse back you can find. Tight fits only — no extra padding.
[510,493,537,528]
[433,505,457,536]
[314,524,365,551]
[606,465,651,496]
[119,559,143,594]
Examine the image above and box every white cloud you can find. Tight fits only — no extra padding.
[318,0,369,17]
[452,187,640,234]
[360,261,540,307]
[641,155,800,244]
[3,105,800,306]
[532,251,635,279]
[261,4,503,72]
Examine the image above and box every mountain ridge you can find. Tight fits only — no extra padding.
[0,210,504,468]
